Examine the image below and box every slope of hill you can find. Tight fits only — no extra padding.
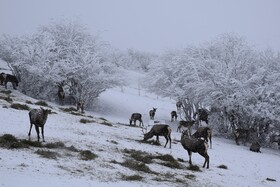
[0,69,280,187]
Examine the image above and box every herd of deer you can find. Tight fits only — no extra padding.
[129,102,212,169]
[1,75,261,169]
[129,101,263,169]
[25,99,262,170]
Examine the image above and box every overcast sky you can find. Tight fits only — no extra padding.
[0,0,280,53]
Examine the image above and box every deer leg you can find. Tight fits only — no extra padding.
[168,134,171,149]
[187,150,192,166]
[164,136,168,148]
[35,126,40,142]
[41,126,45,142]
[28,123,33,138]
[199,152,210,169]
[156,136,159,143]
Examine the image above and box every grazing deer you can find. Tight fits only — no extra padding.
[234,128,257,145]
[177,120,195,133]
[176,101,183,111]
[193,108,209,126]
[57,85,65,105]
[149,107,157,120]
[129,113,144,127]
[143,124,172,148]
[250,142,261,153]
[181,129,210,168]
[171,111,177,122]
[192,127,212,149]
[28,107,51,142]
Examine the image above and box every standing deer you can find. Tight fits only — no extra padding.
[193,108,209,126]
[192,127,212,149]
[57,85,65,105]
[77,100,85,113]
[28,107,51,142]
[3,74,19,89]
[129,113,144,127]
[177,120,195,133]
[171,111,177,122]
[149,107,157,120]
[143,124,172,148]
[176,101,183,111]
[181,129,210,168]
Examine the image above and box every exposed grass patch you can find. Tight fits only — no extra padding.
[60,107,77,112]
[45,141,65,149]
[123,149,184,169]
[20,139,42,147]
[185,174,196,180]
[25,100,33,104]
[100,121,113,126]
[266,178,276,182]
[35,149,59,159]
[121,159,155,174]
[138,139,161,146]
[187,164,201,172]
[10,103,30,110]
[80,150,98,160]
[0,134,27,149]
[0,96,13,103]
[121,174,143,181]
[217,164,228,169]
[35,100,49,107]
[0,90,12,94]
[80,118,95,124]
[70,111,84,116]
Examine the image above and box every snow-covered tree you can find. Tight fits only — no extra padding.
[0,20,125,107]
[144,34,280,146]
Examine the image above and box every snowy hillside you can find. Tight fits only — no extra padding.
[0,70,280,187]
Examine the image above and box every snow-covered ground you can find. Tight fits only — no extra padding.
[0,69,280,187]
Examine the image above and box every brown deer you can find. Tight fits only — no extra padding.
[149,107,157,120]
[57,85,65,105]
[28,107,51,142]
[171,111,177,122]
[176,101,183,111]
[2,73,19,89]
[77,100,85,113]
[193,108,209,126]
[129,113,144,127]
[234,128,257,145]
[177,120,195,133]
[181,129,210,169]
[192,127,212,149]
[143,124,172,148]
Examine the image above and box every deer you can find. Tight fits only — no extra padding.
[2,73,19,89]
[0,72,6,85]
[177,120,195,133]
[143,124,172,148]
[181,129,210,169]
[28,107,51,142]
[192,127,212,149]
[193,108,209,126]
[129,113,144,127]
[234,128,257,145]
[250,142,261,153]
[57,84,65,105]
[149,107,157,120]
[176,101,183,111]
[171,111,177,122]
[77,100,85,113]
